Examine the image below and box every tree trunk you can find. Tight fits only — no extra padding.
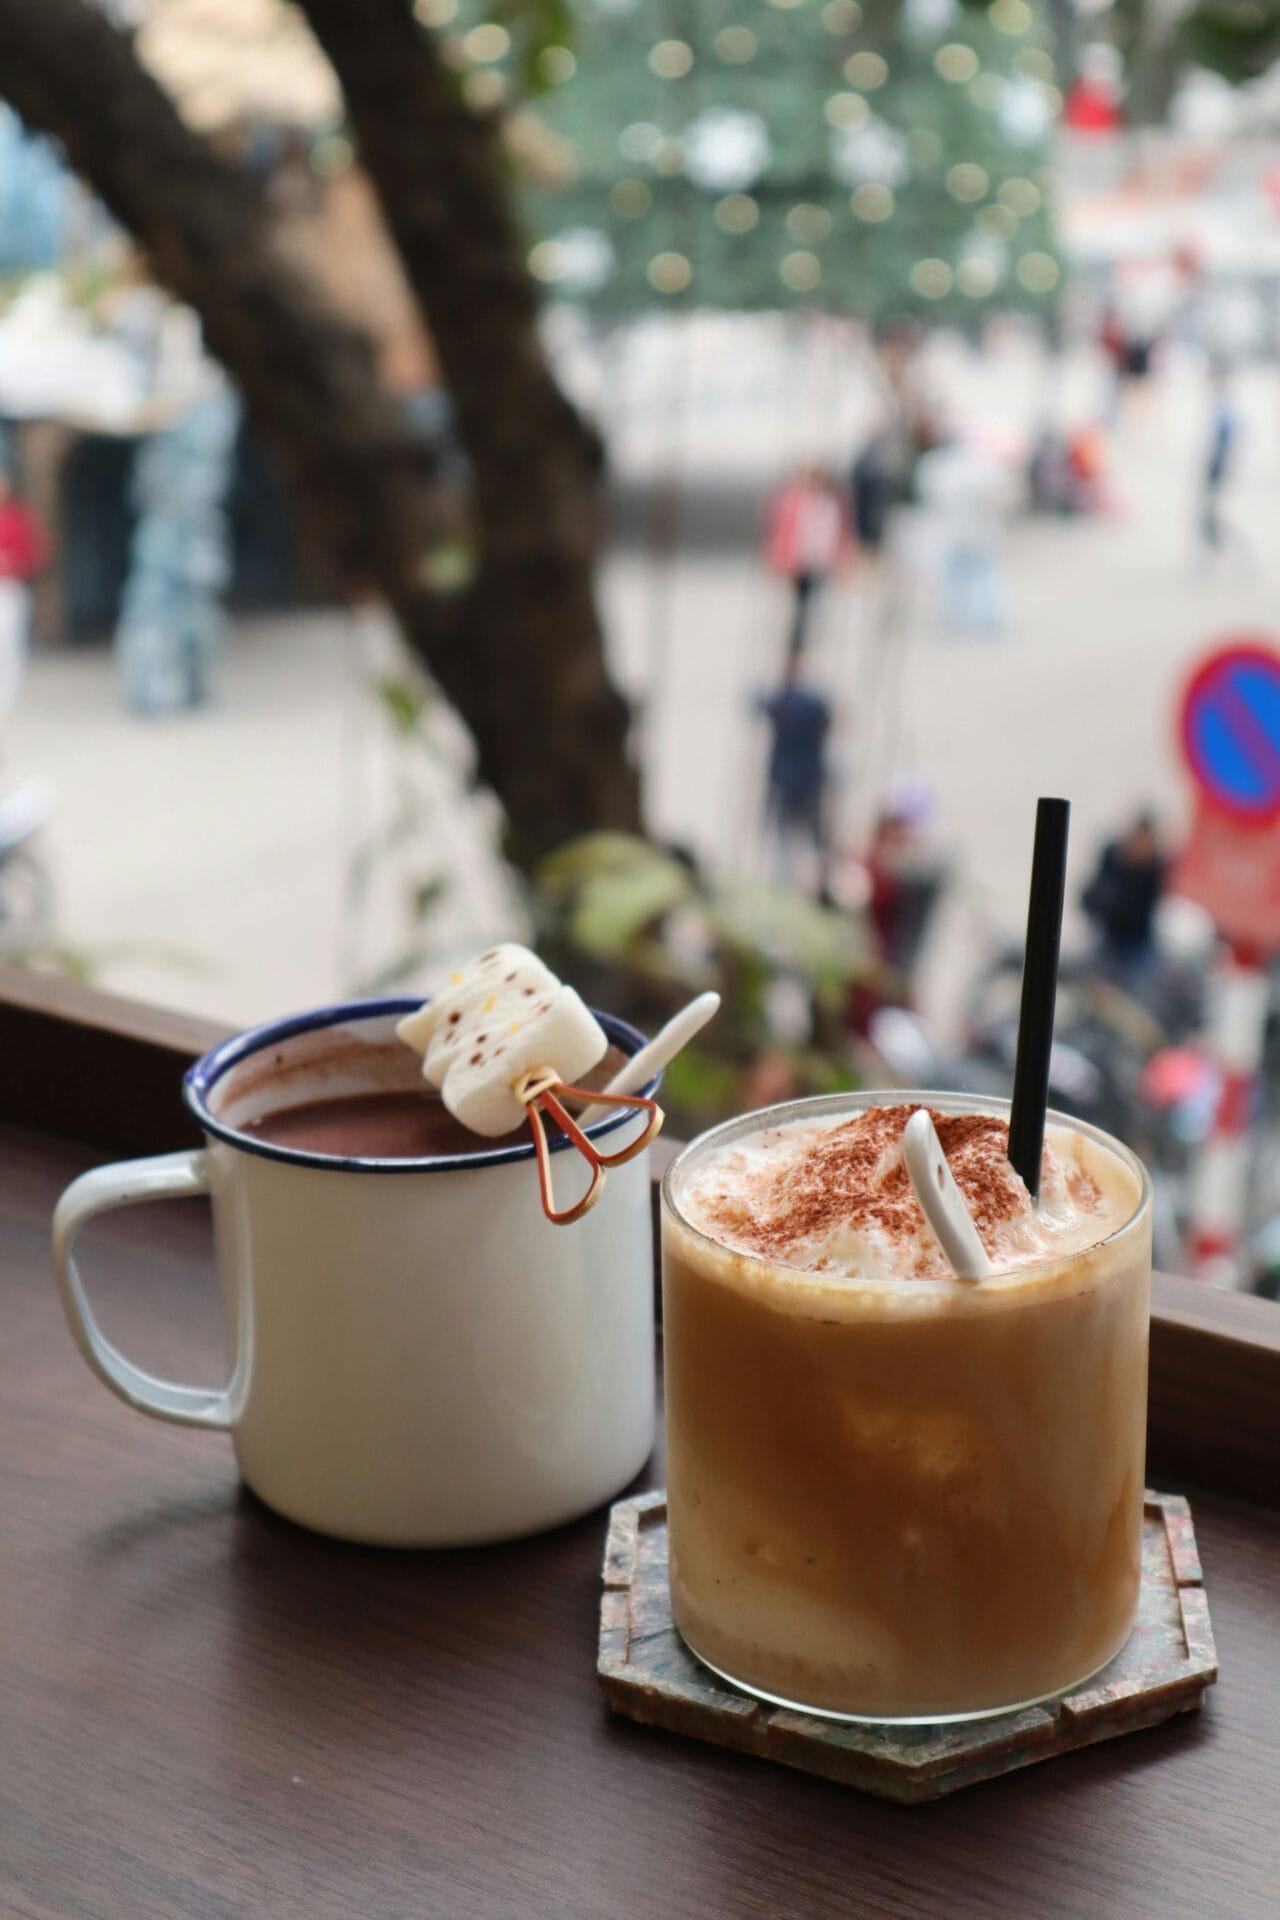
[299,0,641,863]
[0,0,642,865]
[1121,0,1189,127]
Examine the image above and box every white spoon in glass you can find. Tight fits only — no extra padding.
[901,1107,993,1282]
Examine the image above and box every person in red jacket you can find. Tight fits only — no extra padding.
[0,472,49,721]
[763,467,853,661]
[0,472,48,583]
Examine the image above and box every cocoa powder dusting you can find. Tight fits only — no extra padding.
[699,1105,1027,1268]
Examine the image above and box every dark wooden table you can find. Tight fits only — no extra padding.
[3,974,1280,1919]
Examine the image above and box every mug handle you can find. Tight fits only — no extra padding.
[51,1149,231,1431]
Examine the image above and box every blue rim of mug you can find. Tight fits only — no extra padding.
[183,996,659,1174]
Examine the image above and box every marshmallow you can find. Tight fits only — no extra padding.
[397,944,552,1067]
[397,945,607,1137]
[439,984,607,1136]
[397,944,557,1081]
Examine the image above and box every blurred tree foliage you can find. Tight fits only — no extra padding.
[531,832,867,1135]
[453,0,1063,321]
[1170,0,1280,88]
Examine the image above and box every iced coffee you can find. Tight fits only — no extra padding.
[661,1095,1151,1722]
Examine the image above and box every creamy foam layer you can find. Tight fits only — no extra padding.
[678,1104,1136,1281]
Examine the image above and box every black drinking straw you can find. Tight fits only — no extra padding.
[1007,797,1070,1199]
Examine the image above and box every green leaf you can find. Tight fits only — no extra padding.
[537,830,687,887]
[709,880,866,993]
[420,540,477,593]
[569,864,693,957]
[534,831,696,959]
[488,0,577,94]
[376,676,428,735]
[1179,2,1280,86]
[661,1041,745,1119]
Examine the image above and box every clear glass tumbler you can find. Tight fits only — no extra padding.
[661,1092,1152,1723]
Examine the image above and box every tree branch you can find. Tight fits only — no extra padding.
[299,0,641,859]
[299,0,600,549]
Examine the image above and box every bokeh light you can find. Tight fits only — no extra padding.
[910,257,953,297]
[977,202,1018,237]
[1016,251,1059,292]
[999,177,1042,215]
[844,52,889,90]
[947,163,989,202]
[780,250,822,291]
[825,93,871,129]
[989,0,1032,33]
[462,68,505,108]
[463,23,509,62]
[528,240,565,281]
[852,182,895,221]
[537,47,577,84]
[936,44,979,83]
[786,203,833,243]
[714,26,758,62]
[648,251,693,292]
[649,40,694,80]
[715,193,760,232]
[610,179,652,217]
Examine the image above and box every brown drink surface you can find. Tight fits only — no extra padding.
[238,1044,632,1158]
[242,1091,480,1158]
[663,1104,1150,1719]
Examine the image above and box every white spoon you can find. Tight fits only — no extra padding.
[602,992,721,1098]
[901,1108,993,1282]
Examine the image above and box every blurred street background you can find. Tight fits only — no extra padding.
[5,0,1280,1284]
[10,334,1280,1027]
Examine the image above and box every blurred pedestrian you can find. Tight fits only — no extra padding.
[1200,364,1240,554]
[116,374,240,715]
[1097,303,1128,427]
[758,648,833,892]
[1027,423,1070,516]
[1081,812,1167,986]
[849,427,902,554]
[764,467,852,661]
[915,434,1010,637]
[1098,299,1160,429]
[0,471,49,722]
[1065,424,1112,516]
[844,781,946,1037]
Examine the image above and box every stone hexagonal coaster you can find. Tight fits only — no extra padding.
[599,1490,1217,1803]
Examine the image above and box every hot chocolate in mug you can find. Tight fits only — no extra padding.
[51,998,658,1546]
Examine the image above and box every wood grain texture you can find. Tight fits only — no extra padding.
[0,966,228,1155]
[3,1119,1280,1920]
[1148,1273,1280,1506]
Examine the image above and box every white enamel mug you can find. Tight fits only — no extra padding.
[51,998,658,1546]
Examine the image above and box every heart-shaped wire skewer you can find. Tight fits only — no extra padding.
[517,1067,664,1226]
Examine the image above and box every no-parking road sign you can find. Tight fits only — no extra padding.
[1174,637,1280,952]
[1179,640,1280,823]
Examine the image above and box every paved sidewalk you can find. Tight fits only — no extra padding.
[2,609,519,1026]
